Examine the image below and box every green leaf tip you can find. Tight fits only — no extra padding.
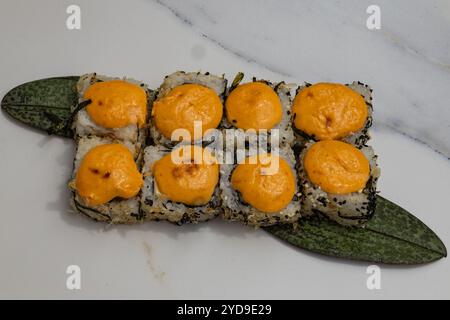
[265,196,447,264]
[1,76,79,138]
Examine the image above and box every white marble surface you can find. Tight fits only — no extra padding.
[157,0,450,158]
[0,0,449,299]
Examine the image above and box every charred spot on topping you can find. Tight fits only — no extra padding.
[325,116,332,127]
[307,92,314,98]
[89,168,99,174]
[172,163,199,178]
[98,100,103,106]
[103,172,111,179]
[185,163,199,175]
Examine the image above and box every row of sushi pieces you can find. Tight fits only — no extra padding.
[68,71,380,227]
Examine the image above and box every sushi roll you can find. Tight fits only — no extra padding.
[223,74,295,147]
[292,82,373,147]
[221,147,301,227]
[73,73,152,152]
[68,136,144,223]
[298,140,380,226]
[141,144,221,225]
[150,71,227,147]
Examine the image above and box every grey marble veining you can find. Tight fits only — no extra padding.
[155,0,450,158]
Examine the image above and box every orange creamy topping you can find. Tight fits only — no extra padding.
[292,83,367,140]
[226,82,282,130]
[231,154,296,213]
[84,80,147,129]
[304,140,370,194]
[152,145,219,206]
[75,144,143,206]
[152,84,223,141]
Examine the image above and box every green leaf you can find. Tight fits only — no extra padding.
[265,196,447,264]
[1,76,79,138]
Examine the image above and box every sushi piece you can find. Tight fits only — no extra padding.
[298,140,380,226]
[292,82,373,147]
[150,71,227,147]
[72,73,151,152]
[68,136,144,223]
[223,74,295,147]
[221,147,301,227]
[141,144,221,225]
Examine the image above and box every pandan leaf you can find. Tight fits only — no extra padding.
[265,196,447,264]
[1,76,79,137]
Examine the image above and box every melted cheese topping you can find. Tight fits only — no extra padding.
[225,82,282,130]
[231,154,296,213]
[84,80,147,128]
[152,145,219,206]
[152,84,223,141]
[292,83,368,140]
[304,140,370,194]
[75,144,143,206]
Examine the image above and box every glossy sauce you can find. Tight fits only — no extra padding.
[84,80,147,129]
[231,154,296,213]
[75,144,143,205]
[152,145,219,205]
[152,84,223,141]
[304,140,370,194]
[226,82,282,130]
[292,83,367,140]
